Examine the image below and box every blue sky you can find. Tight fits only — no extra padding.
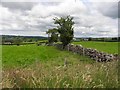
[0,0,118,37]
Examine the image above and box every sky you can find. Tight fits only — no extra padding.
[0,0,119,37]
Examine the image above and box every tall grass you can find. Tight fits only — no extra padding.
[2,59,118,88]
[2,44,118,88]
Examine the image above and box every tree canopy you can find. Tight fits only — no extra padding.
[46,28,58,43]
[46,15,74,47]
[54,16,74,47]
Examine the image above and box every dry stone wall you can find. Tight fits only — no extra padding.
[55,44,118,62]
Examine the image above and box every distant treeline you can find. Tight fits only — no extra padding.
[75,37,119,42]
[1,35,47,45]
[1,35,119,45]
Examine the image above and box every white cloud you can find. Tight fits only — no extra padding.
[0,0,118,37]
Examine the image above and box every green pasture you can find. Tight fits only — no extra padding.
[2,44,92,68]
[73,41,118,54]
[2,43,118,88]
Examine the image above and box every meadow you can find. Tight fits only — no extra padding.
[2,45,92,68]
[2,42,119,88]
[73,41,118,54]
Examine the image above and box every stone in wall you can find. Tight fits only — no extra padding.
[55,44,118,62]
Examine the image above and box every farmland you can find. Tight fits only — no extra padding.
[2,45,92,68]
[73,41,118,54]
[1,0,119,88]
[2,42,119,88]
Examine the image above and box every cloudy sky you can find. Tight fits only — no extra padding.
[0,0,119,37]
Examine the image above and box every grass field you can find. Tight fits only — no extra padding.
[2,45,92,68]
[73,41,118,54]
[2,43,119,88]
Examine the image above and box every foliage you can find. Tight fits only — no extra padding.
[13,37,22,46]
[46,28,58,44]
[46,16,74,47]
[54,16,74,47]
[2,35,47,44]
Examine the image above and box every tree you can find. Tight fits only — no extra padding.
[54,15,74,48]
[46,28,58,44]
[13,37,22,46]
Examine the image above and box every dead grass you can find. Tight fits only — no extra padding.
[2,59,118,88]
